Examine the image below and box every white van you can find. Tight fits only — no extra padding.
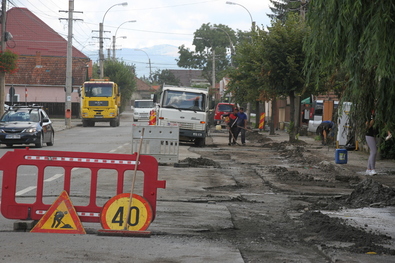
[308,100,338,133]
[308,100,323,133]
[132,100,155,122]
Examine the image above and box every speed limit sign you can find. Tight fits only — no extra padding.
[100,193,153,231]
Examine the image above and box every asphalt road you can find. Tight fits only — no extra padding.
[2,111,395,262]
[0,111,244,263]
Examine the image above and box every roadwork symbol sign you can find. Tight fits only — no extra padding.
[31,190,86,234]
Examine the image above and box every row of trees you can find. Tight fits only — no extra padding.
[96,59,182,111]
[176,0,395,147]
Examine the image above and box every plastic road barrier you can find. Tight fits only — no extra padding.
[0,148,166,223]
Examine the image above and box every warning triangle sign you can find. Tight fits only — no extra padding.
[31,190,85,234]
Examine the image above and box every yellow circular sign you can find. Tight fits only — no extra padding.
[100,193,153,231]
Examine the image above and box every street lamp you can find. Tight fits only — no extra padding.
[99,2,128,78]
[210,26,235,67]
[195,37,215,94]
[134,49,152,81]
[225,1,255,31]
[113,20,136,60]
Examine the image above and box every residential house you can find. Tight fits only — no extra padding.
[4,7,91,116]
[169,69,208,87]
[130,77,157,105]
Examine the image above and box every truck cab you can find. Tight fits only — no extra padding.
[156,86,210,147]
[132,100,155,122]
[79,79,121,127]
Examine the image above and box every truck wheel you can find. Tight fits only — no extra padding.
[82,119,88,127]
[110,119,117,127]
[117,118,120,126]
[195,138,205,147]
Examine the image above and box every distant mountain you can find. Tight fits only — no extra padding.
[89,44,183,79]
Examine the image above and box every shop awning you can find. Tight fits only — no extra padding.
[301,97,311,104]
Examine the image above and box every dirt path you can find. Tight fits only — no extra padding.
[186,130,395,262]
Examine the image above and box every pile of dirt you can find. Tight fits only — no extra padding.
[346,178,395,208]
[268,166,315,182]
[245,131,272,143]
[300,211,395,255]
[311,178,395,210]
[182,157,221,168]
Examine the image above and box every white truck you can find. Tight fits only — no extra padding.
[154,86,211,147]
[132,99,155,122]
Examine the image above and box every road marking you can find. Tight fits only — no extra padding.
[109,143,129,153]
[16,186,37,196]
[44,173,63,182]
[15,143,130,196]
[17,173,63,196]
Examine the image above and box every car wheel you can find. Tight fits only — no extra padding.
[35,133,43,148]
[47,133,54,146]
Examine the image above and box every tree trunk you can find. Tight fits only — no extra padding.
[294,93,301,136]
[288,92,296,142]
[270,98,276,135]
[255,101,260,129]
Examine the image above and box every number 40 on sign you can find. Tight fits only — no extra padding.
[100,193,153,231]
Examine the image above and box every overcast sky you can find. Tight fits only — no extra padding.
[9,0,273,75]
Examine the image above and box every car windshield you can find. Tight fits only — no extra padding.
[135,101,154,108]
[163,90,205,111]
[0,110,40,122]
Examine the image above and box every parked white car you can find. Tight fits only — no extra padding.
[132,100,155,122]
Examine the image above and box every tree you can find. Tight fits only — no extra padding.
[260,13,308,141]
[177,23,236,87]
[304,0,395,141]
[226,30,266,127]
[268,0,308,22]
[151,69,180,86]
[93,60,136,112]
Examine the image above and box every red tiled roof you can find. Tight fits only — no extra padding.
[134,77,155,92]
[6,7,87,58]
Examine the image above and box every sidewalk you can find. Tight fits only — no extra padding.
[51,118,81,132]
[262,129,395,188]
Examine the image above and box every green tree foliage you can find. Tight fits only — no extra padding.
[304,0,395,141]
[268,0,304,22]
[227,30,264,105]
[228,13,308,138]
[151,69,180,86]
[177,23,236,86]
[93,60,136,112]
[261,13,307,141]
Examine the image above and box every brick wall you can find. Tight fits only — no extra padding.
[6,53,91,86]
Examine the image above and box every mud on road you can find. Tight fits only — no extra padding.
[184,131,395,262]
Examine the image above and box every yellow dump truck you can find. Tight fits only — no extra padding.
[79,79,121,127]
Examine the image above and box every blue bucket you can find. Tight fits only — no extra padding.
[335,149,348,164]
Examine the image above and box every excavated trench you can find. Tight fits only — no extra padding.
[184,130,395,261]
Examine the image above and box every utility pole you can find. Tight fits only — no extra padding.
[60,0,82,128]
[0,0,7,117]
